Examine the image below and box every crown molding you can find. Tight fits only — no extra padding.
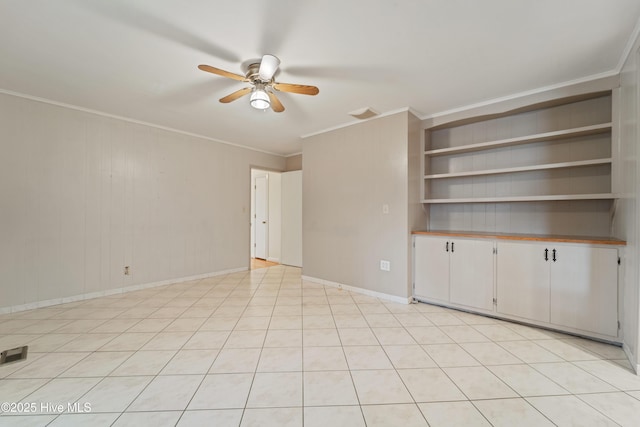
[0,88,285,157]
[301,107,412,139]
[419,70,619,122]
[616,14,640,72]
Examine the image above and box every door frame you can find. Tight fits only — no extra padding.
[249,167,283,266]
[254,174,268,260]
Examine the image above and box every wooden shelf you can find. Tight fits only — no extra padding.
[422,193,617,204]
[424,123,612,157]
[412,230,626,246]
[424,158,612,180]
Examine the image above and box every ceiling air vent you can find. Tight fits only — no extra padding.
[349,107,379,120]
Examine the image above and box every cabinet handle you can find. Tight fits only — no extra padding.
[451,242,455,253]
[445,242,449,252]
[552,249,557,262]
[544,248,548,261]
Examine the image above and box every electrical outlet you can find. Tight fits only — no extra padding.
[380,260,391,271]
[124,266,130,275]
[382,204,389,214]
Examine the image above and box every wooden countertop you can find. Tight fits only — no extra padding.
[412,230,626,246]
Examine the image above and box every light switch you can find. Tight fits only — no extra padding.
[382,204,389,214]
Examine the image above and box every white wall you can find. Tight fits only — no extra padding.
[268,172,282,263]
[302,111,426,300]
[281,170,303,267]
[0,93,284,312]
[615,31,640,372]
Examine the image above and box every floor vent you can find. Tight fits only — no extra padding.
[0,346,28,365]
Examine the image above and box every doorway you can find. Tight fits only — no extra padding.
[250,169,281,268]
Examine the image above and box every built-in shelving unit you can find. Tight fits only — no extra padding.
[421,91,617,236]
[423,94,614,204]
[415,91,625,347]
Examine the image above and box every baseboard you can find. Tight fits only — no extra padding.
[623,342,640,375]
[0,266,248,315]
[266,257,280,263]
[301,275,411,305]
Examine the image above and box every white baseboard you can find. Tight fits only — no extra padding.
[267,257,280,263]
[623,342,640,375]
[0,266,248,315]
[301,275,411,305]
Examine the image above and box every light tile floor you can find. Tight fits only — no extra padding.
[0,265,639,426]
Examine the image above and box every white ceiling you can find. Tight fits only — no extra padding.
[1,0,639,156]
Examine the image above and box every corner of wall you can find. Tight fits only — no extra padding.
[617,26,640,374]
[285,154,302,171]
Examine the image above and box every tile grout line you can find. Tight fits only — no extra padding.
[1,265,638,426]
[109,271,247,426]
[327,285,368,426]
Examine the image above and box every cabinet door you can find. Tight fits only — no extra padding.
[414,236,450,302]
[496,242,550,322]
[550,246,618,337]
[450,239,495,311]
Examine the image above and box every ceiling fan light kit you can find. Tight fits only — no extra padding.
[250,86,270,110]
[198,54,319,113]
[258,54,280,81]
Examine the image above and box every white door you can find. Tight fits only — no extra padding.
[450,239,495,311]
[496,241,550,322]
[254,176,268,260]
[414,236,450,302]
[550,245,618,336]
[281,171,302,267]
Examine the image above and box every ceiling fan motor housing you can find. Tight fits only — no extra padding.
[247,63,270,84]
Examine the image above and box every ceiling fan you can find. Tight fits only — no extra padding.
[198,54,319,113]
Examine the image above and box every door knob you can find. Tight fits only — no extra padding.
[262,221,267,224]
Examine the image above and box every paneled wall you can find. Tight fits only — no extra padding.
[0,93,284,311]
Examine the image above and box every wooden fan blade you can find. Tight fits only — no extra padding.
[198,64,247,82]
[272,82,319,95]
[268,91,285,113]
[219,87,252,103]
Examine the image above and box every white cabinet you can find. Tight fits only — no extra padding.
[414,236,450,303]
[413,232,623,341]
[414,236,494,311]
[496,241,619,336]
[449,239,494,311]
[496,242,551,322]
[549,245,618,336]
